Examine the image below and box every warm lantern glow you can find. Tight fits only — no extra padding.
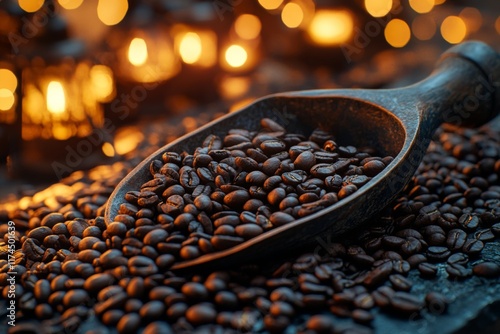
[434,0,446,4]
[409,0,434,14]
[114,128,144,155]
[385,19,411,48]
[219,76,251,99]
[235,15,262,40]
[58,0,83,10]
[307,10,354,46]
[128,38,148,66]
[225,45,248,68]
[18,0,44,12]
[282,2,304,28]
[459,8,482,33]
[97,0,128,26]
[441,16,467,44]
[412,16,436,41]
[90,65,115,102]
[46,81,66,114]
[0,69,18,93]
[496,17,500,34]
[258,0,283,10]
[364,0,392,18]
[0,89,15,111]
[179,32,202,64]
[102,142,115,157]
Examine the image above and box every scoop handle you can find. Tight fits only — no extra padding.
[413,41,500,132]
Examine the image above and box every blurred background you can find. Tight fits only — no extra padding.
[0,0,499,201]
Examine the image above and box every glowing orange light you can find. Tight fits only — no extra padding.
[234,15,262,40]
[179,32,202,64]
[281,2,304,28]
[97,0,128,26]
[409,0,434,14]
[18,0,44,12]
[307,10,354,46]
[225,45,248,68]
[0,69,18,92]
[102,142,115,157]
[385,19,411,48]
[0,89,15,111]
[496,17,500,34]
[258,0,283,10]
[46,81,66,114]
[58,0,83,10]
[441,16,467,44]
[364,0,392,18]
[128,38,148,66]
[90,65,115,102]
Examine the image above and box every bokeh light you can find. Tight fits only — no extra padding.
[102,142,115,157]
[234,15,262,40]
[179,32,202,64]
[58,0,84,10]
[409,0,434,14]
[459,7,482,33]
[46,81,66,115]
[434,0,446,4]
[97,0,128,26]
[412,16,436,41]
[90,65,115,103]
[0,69,18,93]
[0,89,15,111]
[225,45,248,68]
[496,17,500,34]
[364,0,392,18]
[281,2,304,28]
[18,0,44,12]
[441,16,467,44]
[307,10,354,46]
[128,38,148,66]
[258,0,283,10]
[385,19,411,48]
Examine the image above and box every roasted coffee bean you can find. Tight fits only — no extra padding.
[462,239,484,256]
[474,228,496,242]
[211,235,245,250]
[363,261,392,287]
[389,274,412,291]
[224,190,250,207]
[426,246,451,262]
[389,292,423,315]
[472,262,500,278]
[446,263,471,279]
[447,253,469,266]
[458,213,480,231]
[186,303,217,325]
[418,262,438,278]
[447,229,467,252]
[269,212,295,227]
[128,256,158,276]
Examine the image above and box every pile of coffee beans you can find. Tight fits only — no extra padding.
[119,118,393,262]
[1,118,500,334]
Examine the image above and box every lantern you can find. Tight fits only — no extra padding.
[4,2,115,180]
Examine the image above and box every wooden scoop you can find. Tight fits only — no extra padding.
[105,41,500,272]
